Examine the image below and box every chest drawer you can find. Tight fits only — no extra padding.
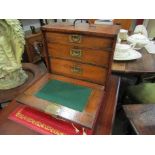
[45,32,114,50]
[47,43,111,67]
[50,58,107,85]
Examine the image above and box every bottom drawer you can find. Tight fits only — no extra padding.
[50,58,107,85]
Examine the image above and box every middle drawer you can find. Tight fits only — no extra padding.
[47,43,110,67]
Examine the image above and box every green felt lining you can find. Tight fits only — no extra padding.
[35,80,92,112]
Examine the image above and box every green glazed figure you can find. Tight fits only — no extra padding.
[0,19,28,89]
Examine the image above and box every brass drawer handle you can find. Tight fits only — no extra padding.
[71,66,83,74]
[69,34,82,43]
[70,48,82,58]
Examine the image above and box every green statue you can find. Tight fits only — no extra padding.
[0,19,28,90]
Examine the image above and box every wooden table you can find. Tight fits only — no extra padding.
[25,32,44,63]
[0,75,120,135]
[112,48,155,74]
[123,104,155,135]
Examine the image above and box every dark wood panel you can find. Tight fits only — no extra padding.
[94,75,120,134]
[25,33,44,63]
[123,104,155,135]
[126,48,155,73]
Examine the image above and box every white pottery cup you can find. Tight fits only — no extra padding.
[119,29,128,41]
[115,43,135,54]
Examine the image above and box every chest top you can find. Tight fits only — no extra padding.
[42,23,119,87]
[42,23,119,37]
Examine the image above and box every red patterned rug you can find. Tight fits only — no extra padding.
[8,105,92,135]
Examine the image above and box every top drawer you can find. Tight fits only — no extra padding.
[45,32,114,50]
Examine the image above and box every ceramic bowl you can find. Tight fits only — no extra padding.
[127,34,150,49]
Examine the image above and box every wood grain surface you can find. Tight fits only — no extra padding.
[94,75,120,134]
[112,48,155,74]
[123,104,155,135]
[45,32,114,50]
[42,23,120,37]
[47,42,111,67]
[50,58,108,85]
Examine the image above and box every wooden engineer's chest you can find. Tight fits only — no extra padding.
[16,23,119,133]
[42,23,119,87]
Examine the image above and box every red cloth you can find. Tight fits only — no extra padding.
[136,19,144,25]
[8,105,92,135]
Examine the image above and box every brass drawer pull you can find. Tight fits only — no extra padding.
[69,34,82,43]
[70,48,82,58]
[71,66,83,74]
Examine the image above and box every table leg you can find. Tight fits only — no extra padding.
[135,75,143,84]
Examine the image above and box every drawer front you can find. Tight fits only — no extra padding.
[46,32,113,50]
[50,59,107,85]
[47,43,110,67]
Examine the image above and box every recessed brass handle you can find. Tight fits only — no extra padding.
[69,34,82,43]
[71,66,83,74]
[70,48,82,58]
